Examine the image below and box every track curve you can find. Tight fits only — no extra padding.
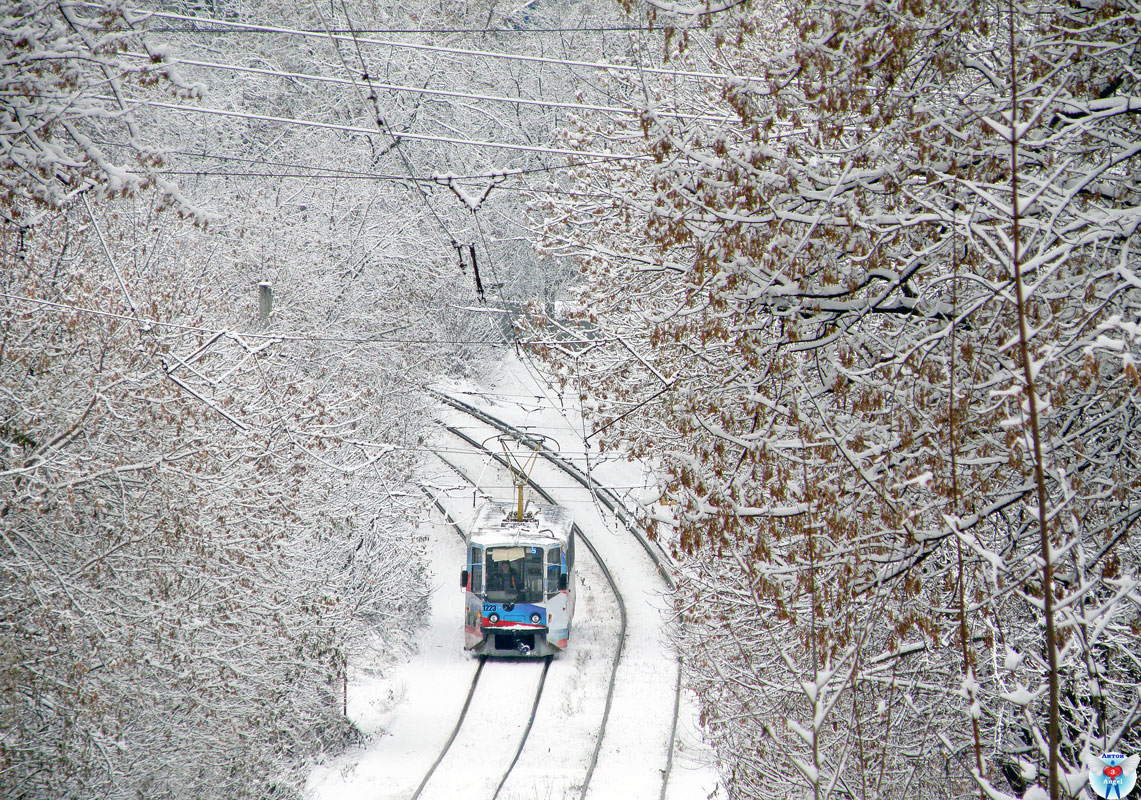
[436,424,629,800]
[308,385,714,800]
[414,469,557,800]
[434,394,690,800]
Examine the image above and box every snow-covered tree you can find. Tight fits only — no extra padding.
[531,1,1141,798]
[4,0,657,793]
[1,0,203,221]
[1,3,436,796]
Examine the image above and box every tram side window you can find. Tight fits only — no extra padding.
[470,545,483,594]
[546,547,561,597]
[524,547,544,598]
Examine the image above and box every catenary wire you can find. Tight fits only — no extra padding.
[306,0,462,259]
[120,52,732,123]
[145,25,663,34]
[89,140,628,184]
[119,169,615,199]
[124,8,767,84]
[100,95,649,161]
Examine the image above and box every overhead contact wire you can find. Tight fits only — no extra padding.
[119,52,729,122]
[101,95,640,161]
[128,7,768,84]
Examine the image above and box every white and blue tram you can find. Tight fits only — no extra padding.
[461,499,575,657]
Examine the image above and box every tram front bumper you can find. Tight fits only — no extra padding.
[477,626,553,657]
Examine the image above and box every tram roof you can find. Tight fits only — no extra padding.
[468,500,573,548]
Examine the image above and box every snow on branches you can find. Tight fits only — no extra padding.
[1,1,204,223]
[533,0,1141,798]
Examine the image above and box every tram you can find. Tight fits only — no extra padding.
[461,489,575,657]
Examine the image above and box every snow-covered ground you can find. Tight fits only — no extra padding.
[307,354,720,800]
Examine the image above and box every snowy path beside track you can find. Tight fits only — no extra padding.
[306,512,473,800]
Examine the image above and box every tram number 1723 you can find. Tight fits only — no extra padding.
[462,500,575,657]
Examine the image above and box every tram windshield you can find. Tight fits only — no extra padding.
[484,546,544,604]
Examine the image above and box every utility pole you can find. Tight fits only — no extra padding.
[258,281,272,324]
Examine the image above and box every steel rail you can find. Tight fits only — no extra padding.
[417,483,467,542]
[491,656,553,800]
[408,482,486,800]
[438,419,629,800]
[408,655,486,800]
[434,393,684,800]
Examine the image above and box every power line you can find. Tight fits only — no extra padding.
[87,138,618,197]
[146,25,658,35]
[320,0,444,233]
[121,52,729,123]
[131,8,766,84]
[2,290,609,347]
[132,170,613,199]
[0,291,512,345]
[92,140,620,182]
[102,95,647,161]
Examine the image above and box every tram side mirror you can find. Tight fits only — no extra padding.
[559,573,568,591]
[461,569,468,588]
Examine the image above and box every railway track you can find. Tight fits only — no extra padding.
[422,420,629,799]
[410,650,552,800]
[416,470,558,800]
[435,425,629,800]
[431,394,686,800]
[309,389,703,800]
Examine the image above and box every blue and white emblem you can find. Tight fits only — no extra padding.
[1086,753,1139,799]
